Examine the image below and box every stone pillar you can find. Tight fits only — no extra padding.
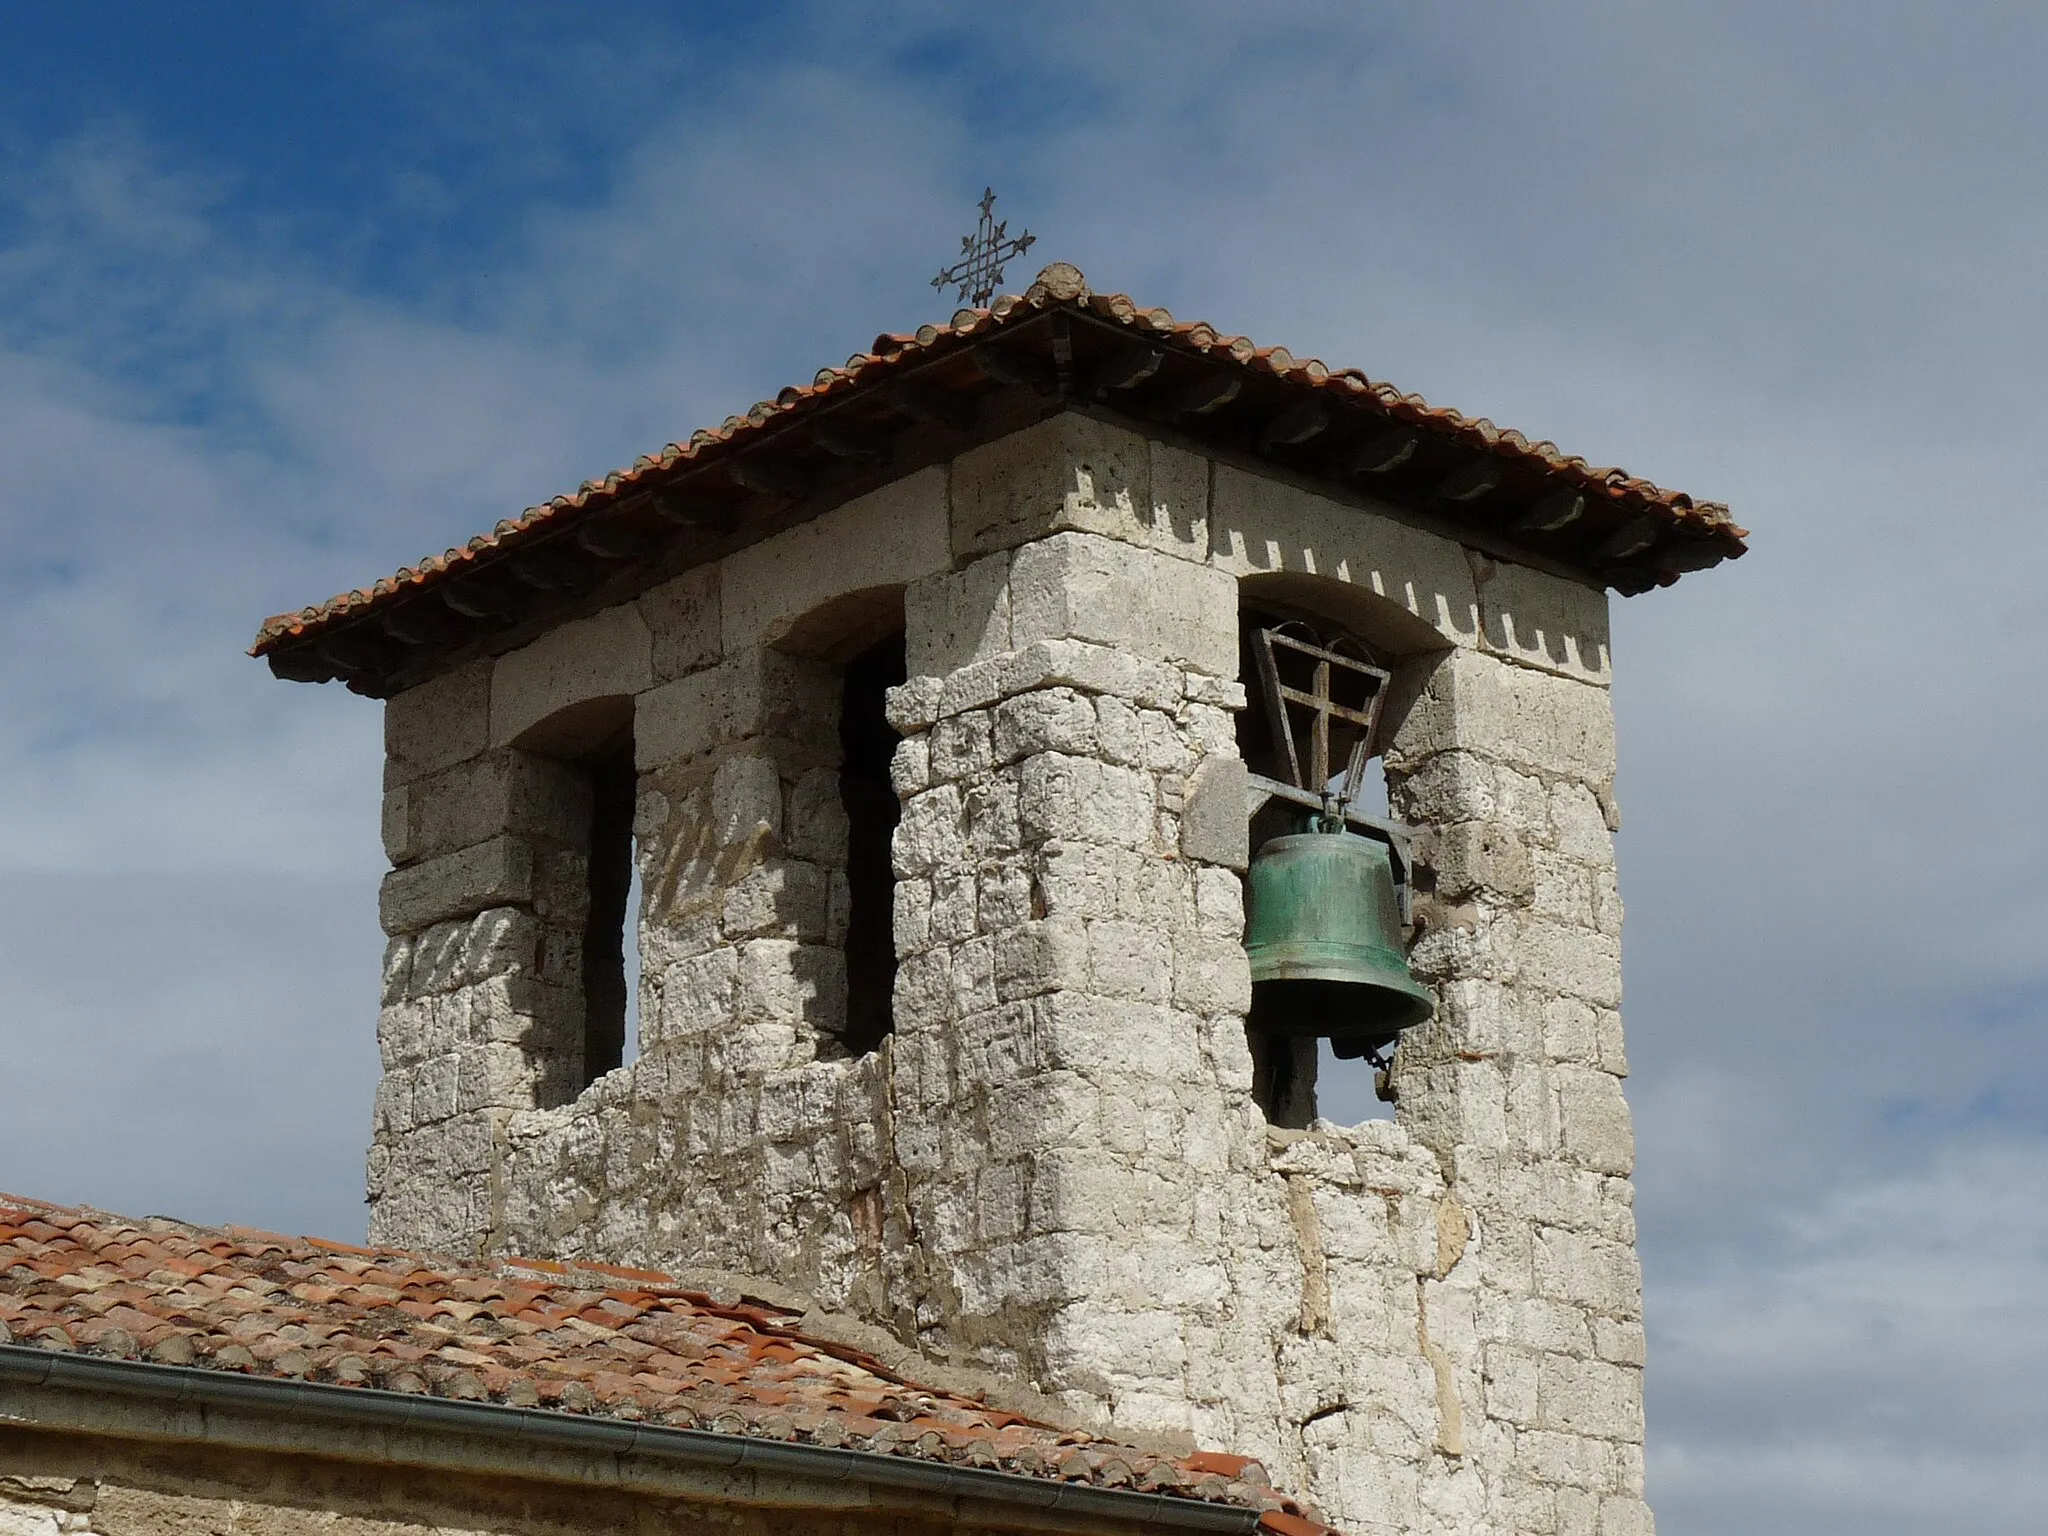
[1386,642,1650,1536]
[574,638,889,1274]
[872,418,1255,1389]
[369,661,590,1254]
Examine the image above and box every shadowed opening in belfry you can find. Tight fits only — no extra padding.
[513,693,639,1092]
[581,741,637,1082]
[840,630,906,1056]
[1237,600,1400,1129]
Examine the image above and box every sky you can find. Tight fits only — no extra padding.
[1,4,2043,1532]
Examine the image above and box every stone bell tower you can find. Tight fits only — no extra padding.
[256,263,1744,1536]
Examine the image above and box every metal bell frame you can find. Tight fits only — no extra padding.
[1243,623,1413,907]
[1242,624,1434,1074]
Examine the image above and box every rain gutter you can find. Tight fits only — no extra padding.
[0,1345,1259,1535]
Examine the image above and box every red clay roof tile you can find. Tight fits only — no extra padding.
[0,1192,1336,1534]
[250,263,1743,694]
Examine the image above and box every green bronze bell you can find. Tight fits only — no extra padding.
[1245,821,1435,1057]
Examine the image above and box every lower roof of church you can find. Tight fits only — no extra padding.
[0,1191,1329,1536]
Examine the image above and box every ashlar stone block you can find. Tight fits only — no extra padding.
[1515,1427,1617,1493]
[638,648,840,771]
[1483,1344,1541,1427]
[384,659,490,788]
[893,785,962,877]
[1392,646,1617,786]
[952,414,1210,561]
[784,767,847,863]
[1172,933,1253,1016]
[638,565,721,683]
[721,861,832,942]
[1016,753,1156,848]
[489,604,653,748]
[1473,555,1613,686]
[379,836,535,935]
[993,687,1098,763]
[1555,1066,1636,1176]
[710,755,784,848]
[1087,919,1175,1003]
[721,466,948,653]
[992,917,1089,1002]
[1010,531,1238,678]
[928,710,994,782]
[905,549,1011,678]
[1592,1317,1647,1368]
[1533,1226,1643,1317]
[1181,754,1250,871]
[1515,921,1624,1009]
[381,784,413,865]
[405,750,589,864]
[1536,1354,1644,1441]
[935,638,1184,721]
[1423,819,1535,904]
[887,733,931,799]
[634,669,718,769]
[1599,1496,1656,1536]
[1552,783,1617,864]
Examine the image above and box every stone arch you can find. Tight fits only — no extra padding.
[1234,570,1453,1128]
[767,584,909,1055]
[509,694,639,1091]
[766,583,908,665]
[1236,570,1453,757]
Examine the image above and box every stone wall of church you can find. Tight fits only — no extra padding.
[366,413,1648,1536]
[0,1422,983,1536]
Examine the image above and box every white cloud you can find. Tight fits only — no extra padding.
[1,8,2045,1531]
[0,873,377,1241]
[1651,1141,2048,1534]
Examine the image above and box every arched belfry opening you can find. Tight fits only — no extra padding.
[1236,587,1438,1128]
[769,584,907,1058]
[839,630,906,1054]
[510,695,640,1093]
[580,738,638,1082]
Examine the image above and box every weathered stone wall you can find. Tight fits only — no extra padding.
[371,679,596,1254]
[1379,646,1645,1536]
[1212,463,1646,1535]
[0,1423,982,1536]
[366,413,1648,1536]
[369,470,946,1262]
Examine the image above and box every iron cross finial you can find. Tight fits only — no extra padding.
[932,188,1036,310]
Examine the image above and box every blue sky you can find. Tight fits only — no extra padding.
[2,6,2045,1533]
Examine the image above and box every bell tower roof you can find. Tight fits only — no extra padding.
[251,263,1743,698]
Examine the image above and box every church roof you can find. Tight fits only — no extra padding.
[0,1192,1327,1535]
[251,262,1745,698]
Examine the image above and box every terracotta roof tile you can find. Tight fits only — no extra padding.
[0,1192,1333,1532]
[250,263,1744,695]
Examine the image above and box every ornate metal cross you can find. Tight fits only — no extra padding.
[932,188,1036,309]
